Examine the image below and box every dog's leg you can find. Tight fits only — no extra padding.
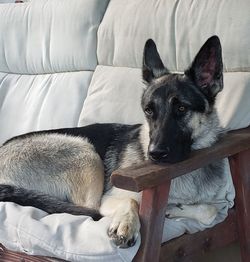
[100,187,141,248]
[166,203,217,225]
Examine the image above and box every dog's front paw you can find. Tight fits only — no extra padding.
[108,208,140,248]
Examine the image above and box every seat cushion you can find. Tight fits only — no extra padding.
[0,202,140,262]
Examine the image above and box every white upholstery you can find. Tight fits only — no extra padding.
[0,0,30,2]
[0,0,109,74]
[0,203,140,262]
[0,72,92,143]
[98,0,250,72]
[216,72,250,130]
[0,0,249,261]
[79,66,145,126]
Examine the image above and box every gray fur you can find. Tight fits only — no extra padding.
[0,133,104,212]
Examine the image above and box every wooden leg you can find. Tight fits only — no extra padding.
[133,182,171,262]
[229,149,250,262]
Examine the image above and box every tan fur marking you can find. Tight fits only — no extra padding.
[139,122,150,159]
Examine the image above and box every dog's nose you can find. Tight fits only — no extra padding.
[148,145,169,161]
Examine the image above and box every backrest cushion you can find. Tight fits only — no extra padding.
[0,0,109,74]
[80,0,250,131]
[0,0,109,143]
[98,0,250,72]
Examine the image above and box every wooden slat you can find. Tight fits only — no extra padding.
[0,244,52,262]
[112,127,250,192]
[229,149,250,262]
[159,209,238,262]
[133,182,170,262]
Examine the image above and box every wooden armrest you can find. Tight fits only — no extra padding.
[111,126,250,192]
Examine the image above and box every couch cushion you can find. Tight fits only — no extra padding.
[0,202,140,262]
[98,0,250,72]
[79,66,250,131]
[78,66,145,126]
[0,71,92,144]
[0,0,109,74]
[216,72,250,130]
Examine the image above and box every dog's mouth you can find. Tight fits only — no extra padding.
[148,153,188,164]
[149,155,167,163]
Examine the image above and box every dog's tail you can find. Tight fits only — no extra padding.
[0,184,102,221]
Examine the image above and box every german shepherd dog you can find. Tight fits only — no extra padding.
[0,36,226,248]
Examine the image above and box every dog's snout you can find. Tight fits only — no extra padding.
[148,144,169,161]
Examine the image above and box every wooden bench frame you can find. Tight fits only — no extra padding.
[1,126,250,261]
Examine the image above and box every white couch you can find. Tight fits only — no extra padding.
[0,0,249,261]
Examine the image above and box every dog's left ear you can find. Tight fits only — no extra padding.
[185,36,223,99]
[142,39,168,83]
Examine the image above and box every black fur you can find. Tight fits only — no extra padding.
[142,39,168,82]
[5,124,141,162]
[0,185,102,220]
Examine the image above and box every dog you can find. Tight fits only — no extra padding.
[0,35,227,248]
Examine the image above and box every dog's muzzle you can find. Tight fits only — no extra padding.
[148,144,170,162]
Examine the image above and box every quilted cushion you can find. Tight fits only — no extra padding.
[98,0,250,72]
[0,0,109,74]
[0,72,93,143]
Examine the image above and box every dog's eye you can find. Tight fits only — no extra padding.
[178,106,186,112]
[144,107,153,116]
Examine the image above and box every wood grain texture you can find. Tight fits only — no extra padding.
[0,244,53,262]
[159,209,238,262]
[133,182,170,262]
[229,149,250,262]
[112,126,250,192]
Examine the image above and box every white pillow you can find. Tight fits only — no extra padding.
[79,66,145,126]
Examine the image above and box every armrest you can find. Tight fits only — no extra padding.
[111,126,250,192]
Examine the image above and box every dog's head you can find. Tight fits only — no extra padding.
[142,36,223,163]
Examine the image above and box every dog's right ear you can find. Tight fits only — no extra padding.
[142,39,168,83]
[185,36,223,99]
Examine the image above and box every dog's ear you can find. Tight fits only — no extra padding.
[185,36,223,99]
[142,39,168,83]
